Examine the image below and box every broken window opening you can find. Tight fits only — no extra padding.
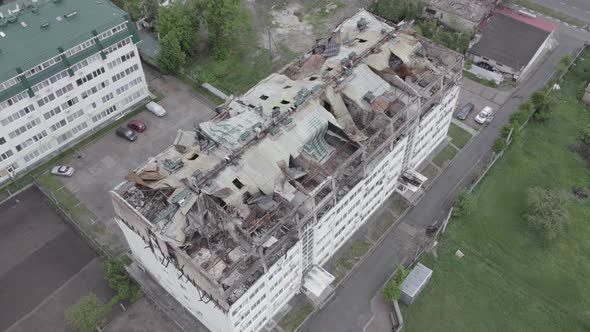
[232,178,244,189]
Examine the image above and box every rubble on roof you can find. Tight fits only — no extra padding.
[114,9,462,306]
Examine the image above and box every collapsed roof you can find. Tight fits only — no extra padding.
[114,9,462,306]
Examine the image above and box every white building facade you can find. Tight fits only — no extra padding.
[112,10,462,332]
[0,0,149,184]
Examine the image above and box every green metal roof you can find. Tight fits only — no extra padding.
[0,0,128,83]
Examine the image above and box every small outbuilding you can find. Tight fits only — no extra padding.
[467,7,557,81]
[399,263,433,305]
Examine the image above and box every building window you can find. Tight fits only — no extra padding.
[76,67,106,86]
[0,149,13,161]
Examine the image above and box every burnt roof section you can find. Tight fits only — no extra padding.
[469,12,551,70]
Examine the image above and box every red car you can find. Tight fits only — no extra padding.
[127,119,146,132]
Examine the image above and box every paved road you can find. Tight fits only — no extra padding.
[300,25,589,332]
[528,0,590,24]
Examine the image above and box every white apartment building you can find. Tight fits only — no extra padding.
[111,10,462,332]
[0,0,149,184]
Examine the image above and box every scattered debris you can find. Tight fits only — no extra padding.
[572,186,588,199]
[455,249,465,259]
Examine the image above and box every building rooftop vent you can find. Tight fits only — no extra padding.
[64,10,78,19]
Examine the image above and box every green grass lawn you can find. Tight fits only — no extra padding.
[278,297,314,332]
[328,239,372,283]
[447,123,473,149]
[389,195,410,217]
[432,144,459,168]
[402,48,590,332]
[420,162,440,188]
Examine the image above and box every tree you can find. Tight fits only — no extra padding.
[531,91,553,121]
[202,0,242,60]
[156,2,196,53]
[158,32,186,74]
[103,258,142,301]
[525,187,569,240]
[371,0,425,23]
[144,0,160,22]
[381,265,408,302]
[112,0,143,21]
[66,293,108,332]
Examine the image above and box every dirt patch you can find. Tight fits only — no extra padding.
[570,140,590,167]
[251,0,372,54]
[268,4,314,52]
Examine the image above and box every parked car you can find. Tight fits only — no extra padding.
[127,119,146,132]
[456,103,475,120]
[146,101,167,117]
[116,127,138,141]
[475,106,493,124]
[51,165,75,177]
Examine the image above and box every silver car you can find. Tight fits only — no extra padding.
[51,165,75,177]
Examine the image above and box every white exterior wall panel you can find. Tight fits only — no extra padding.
[0,39,148,183]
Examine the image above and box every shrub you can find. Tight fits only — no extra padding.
[531,91,553,121]
[580,125,590,145]
[103,258,142,302]
[382,265,409,301]
[453,190,475,217]
[492,138,507,152]
[66,293,108,332]
[509,110,528,128]
[525,187,569,240]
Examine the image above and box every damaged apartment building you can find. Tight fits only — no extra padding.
[110,10,462,332]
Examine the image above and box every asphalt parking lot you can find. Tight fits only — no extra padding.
[60,66,217,253]
[0,186,114,332]
[453,78,513,130]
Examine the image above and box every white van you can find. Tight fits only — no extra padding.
[146,101,167,117]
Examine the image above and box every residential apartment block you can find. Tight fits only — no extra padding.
[111,10,462,332]
[0,0,148,183]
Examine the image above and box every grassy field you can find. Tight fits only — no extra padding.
[448,123,473,149]
[402,48,590,332]
[328,239,372,283]
[278,296,315,332]
[432,144,459,168]
[188,10,297,95]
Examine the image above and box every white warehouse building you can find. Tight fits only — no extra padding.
[0,0,149,184]
[111,10,462,332]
